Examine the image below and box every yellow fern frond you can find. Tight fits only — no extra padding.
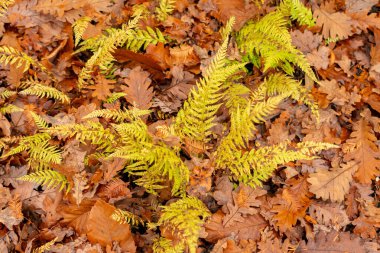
[175,17,246,143]
[279,0,315,26]
[0,0,15,17]
[153,237,184,253]
[0,46,46,73]
[236,11,317,81]
[125,26,166,52]
[18,170,70,193]
[111,208,145,226]
[0,104,23,114]
[0,89,16,99]
[19,83,70,103]
[83,108,150,122]
[155,0,176,21]
[153,197,210,253]
[104,92,127,103]
[29,112,49,129]
[73,16,92,47]
[32,237,58,253]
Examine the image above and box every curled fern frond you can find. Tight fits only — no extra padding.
[153,197,210,253]
[0,0,15,17]
[19,83,70,103]
[0,104,23,114]
[18,170,70,193]
[73,16,92,47]
[111,208,145,226]
[155,0,176,21]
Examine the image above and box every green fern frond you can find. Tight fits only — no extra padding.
[155,0,176,21]
[153,197,210,253]
[0,104,23,114]
[104,92,127,103]
[73,16,92,47]
[0,46,45,73]
[0,89,16,99]
[19,83,70,103]
[0,0,15,17]
[236,11,317,81]
[279,0,315,26]
[111,208,145,226]
[83,108,150,122]
[29,111,49,129]
[18,170,70,193]
[175,17,246,143]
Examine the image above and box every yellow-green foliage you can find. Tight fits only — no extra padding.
[236,0,317,80]
[152,197,210,253]
[30,111,49,129]
[155,0,176,21]
[32,237,58,253]
[0,89,16,99]
[104,92,127,103]
[83,108,150,123]
[111,208,145,226]
[0,46,45,73]
[174,17,246,143]
[0,104,23,115]
[0,0,14,17]
[76,12,165,88]
[19,83,70,103]
[153,238,184,253]
[72,16,92,47]
[18,170,70,193]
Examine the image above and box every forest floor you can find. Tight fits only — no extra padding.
[0,0,379,252]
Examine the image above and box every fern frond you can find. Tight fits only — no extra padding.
[155,0,176,21]
[104,92,127,103]
[236,11,317,81]
[29,111,49,129]
[153,237,184,253]
[28,141,62,165]
[0,89,16,99]
[42,122,115,152]
[0,104,23,114]
[0,46,45,73]
[125,27,166,52]
[279,0,315,26]
[19,83,70,103]
[73,16,92,47]
[83,108,150,122]
[18,170,70,193]
[0,0,15,17]
[111,208,145,226]
[175,17,246,143]
[154,197,210,253]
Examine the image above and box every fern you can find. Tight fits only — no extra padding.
[111,208,145,226]
[73,16,92,47]
[19,83,70,103]
[174,17,246,143]
[0,89,16,99]
[83,108,150,123]
[0,46,46,73]
[155,0,176,21]
[153,238,184,253]
[104,92,127,103]
[125,27,166,52]
[236,9,317,81]
[279,0,315,26]
[29,111,49,129]
[0,0,14,17]
[18,170,70,193]
[32,237,58,253]
[0,104,23,114]
[152,197,210,253]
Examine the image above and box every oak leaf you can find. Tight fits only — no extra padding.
[122,66,154,110]
[309,202,350,231]
[89,74,115,101]
[343,117,380,184]
[313,9,356,39]
[307,161,357,202]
